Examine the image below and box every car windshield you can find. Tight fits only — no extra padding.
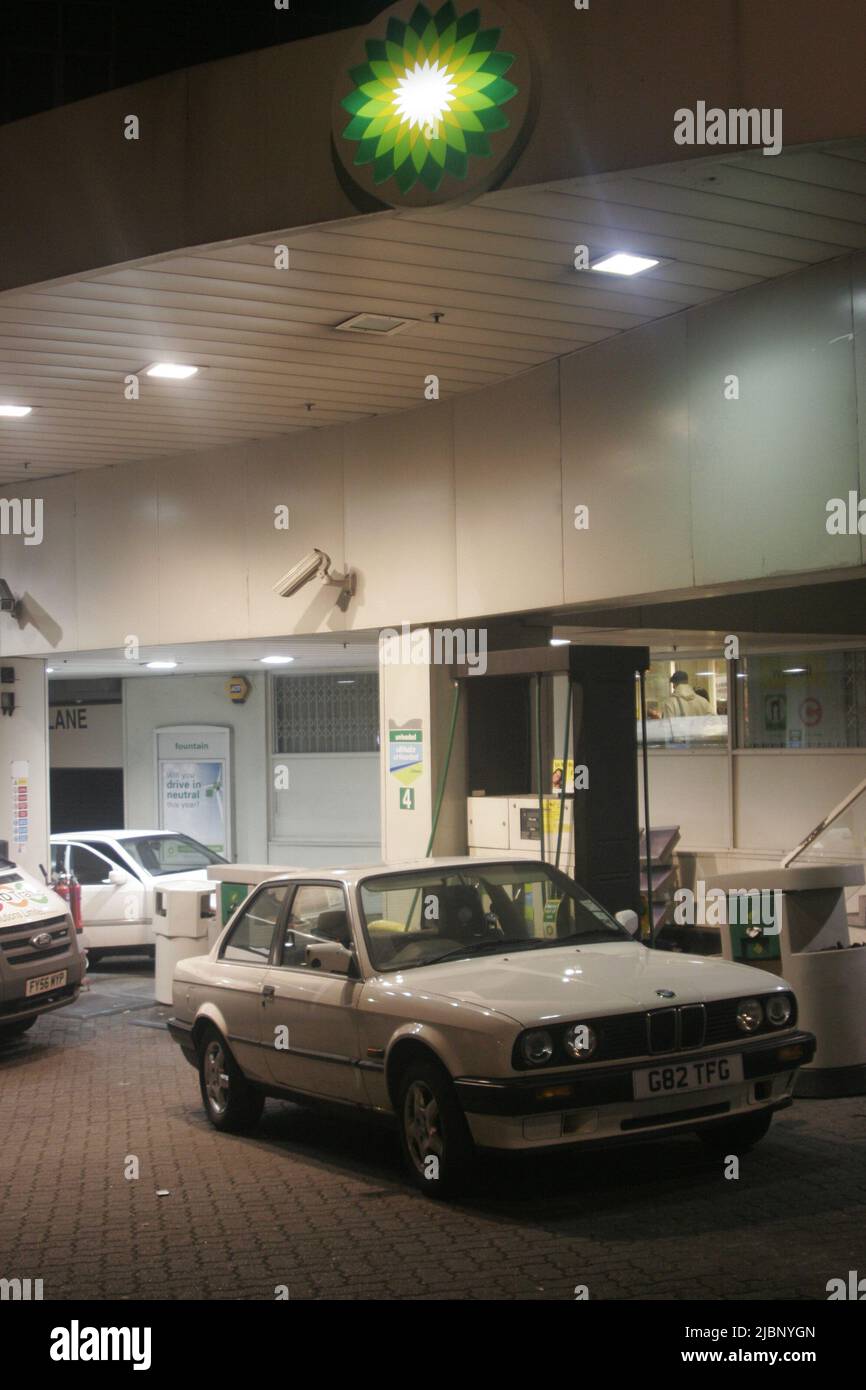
[121,834,227,876]
[359,862,631,972]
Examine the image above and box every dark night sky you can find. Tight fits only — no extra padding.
[0,0,387,124]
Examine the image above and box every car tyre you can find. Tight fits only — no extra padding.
[397,1056,476,1197]
[697,1108,773,1154]
[198,1025,264,1134]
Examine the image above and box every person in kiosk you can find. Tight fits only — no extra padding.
[660,670,713,718]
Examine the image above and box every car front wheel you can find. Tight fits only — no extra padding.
[198,1025,264,1134]
[397,1057,476,1197]
[697,1108,773,1154]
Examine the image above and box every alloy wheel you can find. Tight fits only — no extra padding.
[204,1039,230,1115]
[404,1079,444,1175]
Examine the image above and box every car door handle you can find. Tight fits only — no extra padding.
[261,984,275,999]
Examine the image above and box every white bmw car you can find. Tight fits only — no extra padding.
[168,857,815,1194]
[50,830,227,963]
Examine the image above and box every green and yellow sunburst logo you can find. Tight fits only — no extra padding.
[337,1,523,201]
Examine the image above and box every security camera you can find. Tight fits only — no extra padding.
[273,549,356,612]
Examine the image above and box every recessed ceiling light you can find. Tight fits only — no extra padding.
[146,660,178,670]
[0,405,32,417]
[591,253,660,277]
[335,313,415,336]
[145,363,199,379]
[46,667,55,673]
[260,655,295,665]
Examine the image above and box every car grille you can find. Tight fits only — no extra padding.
[512,992,796,1069]
[0,914,73,965]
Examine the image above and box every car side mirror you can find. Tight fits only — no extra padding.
[615,908,640,938]
[107,868,129,886]
[305,940,354,975]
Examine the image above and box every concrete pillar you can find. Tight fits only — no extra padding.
[378,628,468,864]
[0,658,50,879]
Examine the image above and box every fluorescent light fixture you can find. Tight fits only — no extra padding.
[46,667,55,674]
[146,660,178,670]
[260,655,295,666]
[783,667,808,675]
[591,253,660,277]
[145,363,199,380]
[0,404,32,417]
[337,678,355,684]
[549,638,571,647]
[737,673,748,679]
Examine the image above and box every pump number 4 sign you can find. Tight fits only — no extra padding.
[400,787,415,811]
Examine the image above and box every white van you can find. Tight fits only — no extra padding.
[0,853,84,1040]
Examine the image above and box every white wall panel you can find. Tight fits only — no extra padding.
[734,751,866,854]
[75,466,159,651]
[345,402,456,630]
[454,363,562,619]
[244,430,347,639]
[155,446,251,645]
[561,315,692,603]
[639,752,730,849]
[689,257,860,584]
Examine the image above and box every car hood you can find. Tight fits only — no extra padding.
[0,876,69,927]
[400,941,787,1026]
[149,869,212,887]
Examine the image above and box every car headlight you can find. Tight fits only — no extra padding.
[564,1022,597,1060]
[521,1030,554,1065]
[766,993,793,1028]
[736,997,763,1033]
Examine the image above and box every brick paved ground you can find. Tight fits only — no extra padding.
[1,961,864,1302]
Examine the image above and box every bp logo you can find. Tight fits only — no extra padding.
[333,0,534,209]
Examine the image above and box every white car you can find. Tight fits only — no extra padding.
[168,857,816,1195]
[50,830,227,963]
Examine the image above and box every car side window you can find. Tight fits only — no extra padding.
[279,884,352,969]
[51,844,68,876]
[221,884,288,964]
[69,844,117,886]
[88,840,139,876]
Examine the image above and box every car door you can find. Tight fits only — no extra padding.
[259,881,365,1103]
[67,842,146,945]
[211,881,291,1083]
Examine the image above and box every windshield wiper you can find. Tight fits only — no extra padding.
[417,937,537,967]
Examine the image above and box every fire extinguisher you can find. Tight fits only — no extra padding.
[44,865,82,935]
